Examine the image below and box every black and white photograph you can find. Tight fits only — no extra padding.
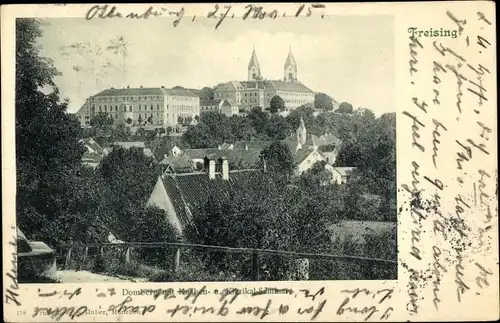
[15,13,396,284]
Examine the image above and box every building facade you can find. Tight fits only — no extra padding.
[200,99,239,117]
[214,48,315,111]
[75,86,200,128]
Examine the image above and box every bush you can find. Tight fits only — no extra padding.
[309,230,397,280]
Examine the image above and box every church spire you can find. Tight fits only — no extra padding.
[248,47,261,81]
[284,46,297,83]
[296,116,307,149]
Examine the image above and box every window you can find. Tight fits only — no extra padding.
[151,104,154,110]
[104,105,107,111]
[115,106,118,111]
[157,104,160,109]
[129,106,132,112]
[138,104,141,110]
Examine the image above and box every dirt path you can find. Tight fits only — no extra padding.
[56,270,147,283]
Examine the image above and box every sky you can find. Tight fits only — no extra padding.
[37,15,394,115]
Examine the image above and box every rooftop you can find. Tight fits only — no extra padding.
[93,87,199,98]
[154,169,260,229]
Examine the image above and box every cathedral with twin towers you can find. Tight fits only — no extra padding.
[213,47,315,110]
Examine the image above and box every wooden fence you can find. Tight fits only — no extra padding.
[59,241,397,281]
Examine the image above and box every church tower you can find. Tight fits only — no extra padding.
[296,116,307,150]
[284,46,297,83]
[248,47,261,81]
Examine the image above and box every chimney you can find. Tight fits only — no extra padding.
[222,158,229,180]
[209,159,216,180]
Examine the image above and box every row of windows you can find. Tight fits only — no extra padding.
[169,96,197,101]
[277,92,313,97]
[90,95,197,103]
[201,106,218,110]
[92,104,162,113]
[91,95,163,102]
[243,98,259,104]
[285,99,312,105]
[215,90,312,99]
[173,105,197,112]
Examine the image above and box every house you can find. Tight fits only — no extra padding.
[295,149,327,176]
[184,148,222,165]
[233,140,273,150]
[80,137,108,168]
[326,166,356,184]
[219,143,234,150]
[159,153,194,173]
[200,99,223,115]
[112,141,154,159]
[147,158,259,235]
[184,148,262,170]
[171,145,182,156]
[282,117,341,158]
[220,99,239,117]
[113,141,146,149]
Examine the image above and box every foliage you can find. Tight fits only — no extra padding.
[314,93,333,111]
[259,141,295,177]
[90,112,114,128]
[98,147,160,238]
[199,87,215,100]
[338,102,354,113]
[269,95,285,113]
[15,18,97,247]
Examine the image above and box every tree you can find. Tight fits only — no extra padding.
[182,111,232,148]
[15,19,88,243]
[199,87,215,100]
[228,115,257,142]
[246,107,269,134]
[298,160,332,187]
[99,147,160,238]
[126,118,132,124]
[269,95,285,113]
[132,206,181,265]
[90,112,114,128]
[264,115,292,140]
[259,141,295,177]
[314,93,333,111]
[338,102,354,113]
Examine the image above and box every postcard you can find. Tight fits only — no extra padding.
[1,2,498,322]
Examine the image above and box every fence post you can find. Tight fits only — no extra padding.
[125,247,131,263]
[65,248,72,269]
[172,248,181,273]
[251,251,259,280]
[83,247,89,262]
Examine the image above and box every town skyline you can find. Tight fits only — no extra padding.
[37,15,394,116]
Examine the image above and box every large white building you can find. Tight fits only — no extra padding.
[75,86,200,128]
[214,47,316,111]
